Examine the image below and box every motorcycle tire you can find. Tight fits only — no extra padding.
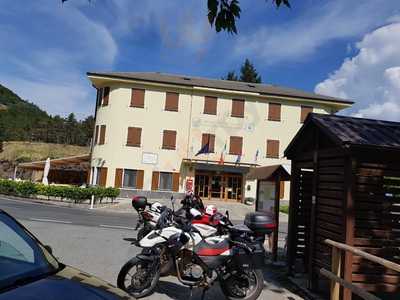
[220,268,264,300]
[117,257,160,298]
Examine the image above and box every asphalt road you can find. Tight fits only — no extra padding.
[0,196,138,230]
[0,196,300,300]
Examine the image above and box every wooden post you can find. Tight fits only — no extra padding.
[331,247,342,300]
[287,161,299,274]
[308,129,319,290]
[343,157,356,300]
[272,174,281,262]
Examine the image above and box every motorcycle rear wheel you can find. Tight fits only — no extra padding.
[117,257,160,298]
[220,269,264,300]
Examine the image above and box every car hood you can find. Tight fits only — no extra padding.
[0,266,133,300]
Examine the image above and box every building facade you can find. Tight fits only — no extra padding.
[87,72,352,201]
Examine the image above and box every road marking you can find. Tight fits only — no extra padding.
[29,218,72,224]
[99,224,134,230]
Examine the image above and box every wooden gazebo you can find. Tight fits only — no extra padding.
[285,113,400,299]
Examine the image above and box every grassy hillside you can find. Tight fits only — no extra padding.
[0,141,89,163]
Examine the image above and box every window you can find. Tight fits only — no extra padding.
[231,99,244,118]
[266,139,279,158]
[159,172,173,190]
[99,125,106,145]
[165,92,179,111]
[204,96,217,115]
[102,87,110,106]
[115,168,143,189]
[162,130,176,150]
[301,106,313,123]
[94,125,99,144]
[268,103,281,121]
[130,89,145,108]
[126,127,142,147]
[229,136,243,155]
[123,169,137,188]
[96,88,102,107]
[202,133,215,153]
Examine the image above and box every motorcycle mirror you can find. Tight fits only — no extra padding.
[226,210,230,219]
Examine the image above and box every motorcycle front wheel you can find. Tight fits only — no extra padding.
[220,269,264,300]
[117,257,160,298]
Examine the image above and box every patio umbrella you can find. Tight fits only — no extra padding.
[42,157,50,185]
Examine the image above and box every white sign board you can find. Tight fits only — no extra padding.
[142,152,158,165]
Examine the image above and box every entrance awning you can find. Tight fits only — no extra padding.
[18,154,90,171]
[183,158,258,173]
[247,164,291,181]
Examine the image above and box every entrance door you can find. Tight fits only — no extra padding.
[225,175,242,201]
[210,175,222,199]
[194,174,209,198]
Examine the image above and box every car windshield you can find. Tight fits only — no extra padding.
[0,212,59,291]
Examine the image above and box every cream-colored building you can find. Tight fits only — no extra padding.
[87,72,352,201]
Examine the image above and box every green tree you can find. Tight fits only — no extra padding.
[239,59,262,83]
[62,0,290,34]
[222,71,239,81]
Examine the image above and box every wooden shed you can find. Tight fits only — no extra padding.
[284,113,400,298]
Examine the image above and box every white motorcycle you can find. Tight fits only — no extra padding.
[117,206,271,300]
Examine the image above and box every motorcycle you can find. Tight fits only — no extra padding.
[117,206,273,300]
[131,193,219,241]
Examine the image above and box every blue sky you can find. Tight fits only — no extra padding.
[1,0,400,120]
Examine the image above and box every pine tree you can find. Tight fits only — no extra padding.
[223,71,239,81]
[239,59,261,83]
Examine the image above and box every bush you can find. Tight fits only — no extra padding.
[280,205,289,214]
[0,179,120,203]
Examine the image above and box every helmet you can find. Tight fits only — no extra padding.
[131,196,147,211]
[205,205,217,216]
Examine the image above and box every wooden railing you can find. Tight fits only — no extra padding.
[320,239,400,300]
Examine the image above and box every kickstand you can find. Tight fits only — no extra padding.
[201,288,208,300]
[189,287,193,299]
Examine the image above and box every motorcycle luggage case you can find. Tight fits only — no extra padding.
[132,196,147,211]
[233,242,265,268]
[244,212,275,235]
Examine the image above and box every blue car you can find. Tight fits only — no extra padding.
[0,210,133,300]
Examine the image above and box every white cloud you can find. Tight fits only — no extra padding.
[234,0,400,64]
[109,0,214,51]
[0,0,117,118]
[315,22,400,121]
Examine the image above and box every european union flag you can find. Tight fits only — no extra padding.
[195,142,210,156]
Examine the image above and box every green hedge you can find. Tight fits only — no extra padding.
[0,179,119,203]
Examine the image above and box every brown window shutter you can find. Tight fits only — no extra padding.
[94,125,99,144]
[204,96,217,115]
[300,106,313,123]
[172,173,180,192]
[96,88,102,107]
[202,133,215,152]
[131,89,145,108]
[266,139,279,158]
[127,127,142,147]
[231,99,244,118]
[136,170,144,189]
[114,168,123,188]
[165,92,179,111]
[229,136,243,155]
[99,167,108,187]
[151,171,159,190]
[268,103,281,121]
[162,130,176,150]
[279,181,285,199]
[99,125,106,145]
[102,87,110,106]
